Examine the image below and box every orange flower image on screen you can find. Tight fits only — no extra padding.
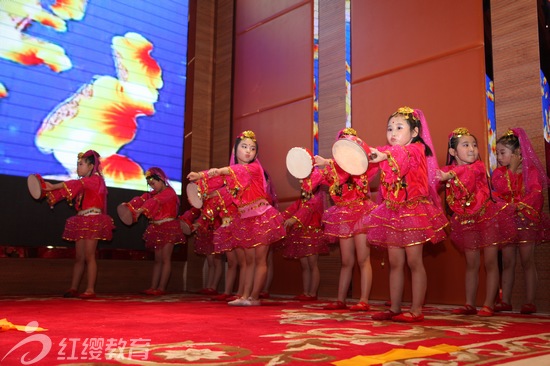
[50,0,88,20]
[0,0,73,79]
[35,32,164,190]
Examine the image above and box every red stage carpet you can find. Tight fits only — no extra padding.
[1,294,549,365]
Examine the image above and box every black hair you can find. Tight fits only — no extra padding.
[233,136,258,164]
[446,132,478,165]
[389,112,433,156]
[496,132,520,152]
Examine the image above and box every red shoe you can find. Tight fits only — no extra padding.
[79,292,96,299]
[451,304,477,315]
[350,301,370,311]
[477,305,494,317]
[520,303,537,314]
[141,288,156,295]
[392,311,424,322]
[212,293,232,301]
[259,292,270,299]
[372,310,400,320]
[293,294,317,301]
[494,302,513,312]
[323,301,348,310]
[225,295,239,302]
[151,289,166,296]
[63,289,78,298]
[384,300,392,307]
[199,288,218,295]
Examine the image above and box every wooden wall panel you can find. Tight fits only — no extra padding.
[189,0,216,173]
[231,1,316,297]
[235,0,308,34]
[185,0,235,294]
[352,0,485,83]
[233,3,312,117]
[212,0,234,168]
[490,0,549,313]
[318,0,347,158]
[353,48,488,165]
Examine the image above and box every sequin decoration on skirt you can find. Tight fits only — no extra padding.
[450,201,517,251]
[144,219,186,250]
[62,214,115,242]
[361,198,448,248]
[227,206,286,249]
[281,227,330,259]
[323,200,377,239]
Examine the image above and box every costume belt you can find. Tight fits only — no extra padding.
[78,208,102,216]
[150,218,176,225]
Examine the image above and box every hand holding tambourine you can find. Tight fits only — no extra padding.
[286,147,314,179]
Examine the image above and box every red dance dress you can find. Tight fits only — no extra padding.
[46,174,114,241]
[312,162,377,239]
[181,187,238,255]
[492,165,550,245]
[361,143,448,247]
[441,160,515,251]
[281,190,330,259]
[127,186,186,250]
[197,161,285,249]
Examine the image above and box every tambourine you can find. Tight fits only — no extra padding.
[186,182,203,209]
[27,173,47,200]
[180,220,192,235]
[286,147,314,179]
[117,203,136,226]
[332,135,370,175]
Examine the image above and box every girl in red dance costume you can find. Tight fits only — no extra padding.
[187,130,286,306]
[281,175,331,301]
[314,127,378,311]
[122,167,186,296]
[44,150,115,299]
[492,128,550,314]
[365,107,448,322]
[180,187,239,299]
[437,127,515,317]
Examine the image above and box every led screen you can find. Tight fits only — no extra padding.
[0,0,188,194]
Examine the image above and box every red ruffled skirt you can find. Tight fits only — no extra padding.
[63,214,114,242]
[506,213,550,245]
[361,198,448,248]
[213,224,237,253]
[281,226,330,259]
[323,200,377,239]
[194,229,215,256]
[450,200,515,251]
[224,206,286,249]
[143,219,186,250]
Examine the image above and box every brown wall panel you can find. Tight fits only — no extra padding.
[233,3,313,117]
[318,0,347,158]
[352,48,488,167]
[235,0,309,34]
[233,98,313,204]
[491,0,549,312]
[352,0,485,82]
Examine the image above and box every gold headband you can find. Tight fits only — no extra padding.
[392,106,418,121]
[341,127,357,136]
[450,127,471,139]
[505,129,516,137]
[77,152,84,161]
[239,130,256,142]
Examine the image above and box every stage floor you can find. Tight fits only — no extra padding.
[1,294,549,365]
